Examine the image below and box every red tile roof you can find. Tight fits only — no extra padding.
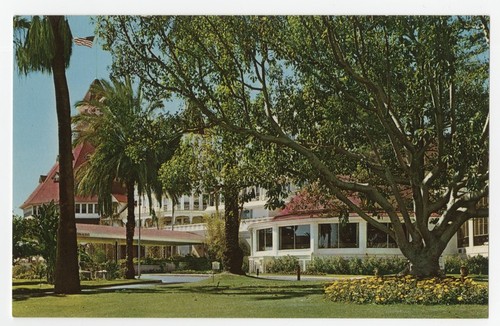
[20,142,126,209]
[76,223,204,245]
[273,209,358,221]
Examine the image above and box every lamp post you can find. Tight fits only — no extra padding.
[138,197,141,279]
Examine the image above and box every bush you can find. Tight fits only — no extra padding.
[305,256,407,275]
[172,255,211,271]
[12,259,47,280]
[242,256,249,273]
[267,255,299,274]
[102,261,124,279]
[325,276,488,305]
[445,255,488,275]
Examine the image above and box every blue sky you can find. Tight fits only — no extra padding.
[12,16,112,215]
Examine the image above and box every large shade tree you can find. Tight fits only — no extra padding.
[97,16,489,277]
[160,128,291,274]
[73,77,179,279]
[14,15,80,293]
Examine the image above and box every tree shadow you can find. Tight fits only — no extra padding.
[13,275,327,303]
[12,285,164,302]
[160,281,325,301]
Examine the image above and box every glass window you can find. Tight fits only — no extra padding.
[257,228,273,251]
[88,203,94,214]
[319,223,338,248]
[319,223,359,248]
[367,223,398,248]
[295,225,310,249]
[280,226,295,250]
[339,223,359,248]
[279,225,310,250]
[81,203,87,214]
[75,203,81,214]
[473,218,488,246]
[457,222,469,247]
[242,209,253,219]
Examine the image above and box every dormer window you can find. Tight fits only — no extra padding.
[53,172,60,182]
[39,175,47,183]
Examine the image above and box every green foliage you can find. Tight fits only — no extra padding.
[12,259,46,280]
[445,255,488,275]
[242,256,249,273]
[174,255,211,271]
[97,15,489,277]
[203,213,225,262]
[78,245,125,279]
[30,202,59,284]
[11,204,60,283]
[73,77,180,279]
[325,276,488,305]
[12,215,38,261]
[266,255,299,274]
[14,15,73,75]
[74,77,179,217]
[305,256,407,275]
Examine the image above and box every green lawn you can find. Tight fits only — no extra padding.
[12,274,488,318]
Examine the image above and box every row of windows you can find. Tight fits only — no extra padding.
[457,218,488,247]
[258,217,490,252]
[257,222,401,252]
[160,184,286,212]
[75,203,99,215]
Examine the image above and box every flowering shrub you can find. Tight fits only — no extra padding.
[324,276,488,305]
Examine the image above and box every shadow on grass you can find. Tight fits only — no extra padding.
[160,281,325,301]
[12,286,165,302]
[12,280,49,286]
[13,275,326,303]
[13,280,164,301]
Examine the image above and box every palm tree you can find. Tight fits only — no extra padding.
[14,15,80,294]
[73,77,179,278]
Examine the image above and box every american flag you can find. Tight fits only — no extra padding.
[73,36,94,48]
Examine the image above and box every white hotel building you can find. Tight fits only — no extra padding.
[132,185,488,273]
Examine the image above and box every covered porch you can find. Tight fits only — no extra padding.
[75,223,206,278]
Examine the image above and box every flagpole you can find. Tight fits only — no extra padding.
[95,35,98,79]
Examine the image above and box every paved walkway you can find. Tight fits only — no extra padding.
[253,274,334,281]
[98,273,209,290]
[140,273,209,284]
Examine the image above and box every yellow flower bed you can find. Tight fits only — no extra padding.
[324,276,488,305]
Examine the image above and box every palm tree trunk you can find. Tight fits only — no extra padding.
[50,15,81,294]
[125,182,136,279]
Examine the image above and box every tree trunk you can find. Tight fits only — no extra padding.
[406,248,442,278]
[222,186,244,275]
[125,182,136,279]
[50,15,81,294]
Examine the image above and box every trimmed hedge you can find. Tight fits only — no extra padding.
[306,256,407,275]
[266,255,299,274]
[267,255,489,276]
[445,255,488,275]
[266,255,407,275]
